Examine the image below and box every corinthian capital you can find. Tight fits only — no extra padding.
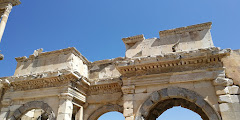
[4,3,12,15]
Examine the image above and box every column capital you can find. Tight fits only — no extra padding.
[59,93,73,101]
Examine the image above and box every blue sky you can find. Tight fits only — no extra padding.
[0,0,240,119]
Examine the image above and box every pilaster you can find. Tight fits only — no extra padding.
[122,85,135,120]
[57,93,73,120]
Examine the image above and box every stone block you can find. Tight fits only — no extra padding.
[124,101,133,109]
[150,91,160,103]
[125,116,134,120]
[213,77,233,86]
[57,113,72,120]
[123,108,133,117]
[135,87,147,93]
[219,103,230,112]
[215,86,228,95]
[218,95,240,103]
[9,105,21,112]
[12,109,21,118]
[219,103,240,120]
[228,85,240,95]
[142,98,154,112]
[157,88,169,100]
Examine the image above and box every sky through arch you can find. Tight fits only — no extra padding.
[156,106,202,120]
[98,111,125,120]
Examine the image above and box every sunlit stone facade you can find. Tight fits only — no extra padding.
[0,2,240,119]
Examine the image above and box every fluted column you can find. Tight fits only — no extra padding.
[0,3,12,43]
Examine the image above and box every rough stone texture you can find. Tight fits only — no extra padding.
[1,22,240,120]
[124,22,213,58]
[222,50,240,86]
[218,95,240,103]
[213,77,233,86]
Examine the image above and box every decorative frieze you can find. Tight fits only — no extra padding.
[11,75,74,91]
[121,85,135,94]
[116,48,230,77]
[89,82,122,95]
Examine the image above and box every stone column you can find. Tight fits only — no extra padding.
[0,3,12,43]
[213,71,240,120]
[57,93,73,120]
[122,85,135,120]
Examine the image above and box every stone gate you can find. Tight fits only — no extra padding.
[1,22,240,120]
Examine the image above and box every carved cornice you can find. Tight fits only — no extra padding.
[159,22,212,37]
[89,82,122,95]
[122,34,145,45]
[10,74,75,91]
[0,70,90,91]
[121,85,135,94]
[59,93,73,101]
[116,48,230,77]
[15,47,90,64]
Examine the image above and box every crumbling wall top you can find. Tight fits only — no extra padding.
[159,22,212,37]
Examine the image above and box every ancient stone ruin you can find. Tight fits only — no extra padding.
[0,1,240,120]
[1,21,240,120]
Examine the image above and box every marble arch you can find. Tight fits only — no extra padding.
[87,104,123,120]
[135,87,221,120]
[11,101,55,120]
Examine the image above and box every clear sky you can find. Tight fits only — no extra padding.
[0,0,239,119]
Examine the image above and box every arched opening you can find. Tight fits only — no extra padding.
[11,101,55,120]
[87,104,123,120]
[157,106,202,120]
[20,109,49,120]
[98,111,125,120]
[150,98,205,120]
[136,87,221,120]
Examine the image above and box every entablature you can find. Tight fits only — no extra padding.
[116,48,230,77]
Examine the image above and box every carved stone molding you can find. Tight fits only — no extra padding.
[89,82,122,95]
[121,85,135,94]
[10,75,74,91]
[116,48,230,77]
[59,93,73,101]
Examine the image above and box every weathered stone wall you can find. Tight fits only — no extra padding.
[222,49,240,86]
[123,22,214,58]
[14,47,89,78]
